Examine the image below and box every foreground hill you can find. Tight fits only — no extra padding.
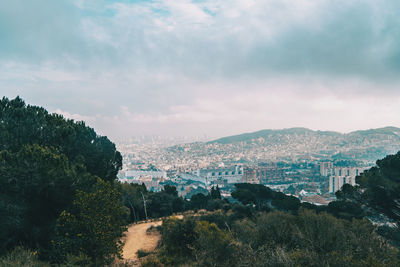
[165,127,400,164]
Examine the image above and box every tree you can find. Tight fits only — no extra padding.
[0,96,122,183]
[190,193,208,210]
[0,97,123,258]
[210,186,222,199]
[0,145,81,254]
[193,221,235,267]
[120,183,148,222]
[163,185,178,197]
[232,183,300,212]
[160,217,197,263]
[335,151,400,224]
[54,179,127,266]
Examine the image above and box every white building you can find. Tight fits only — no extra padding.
[180,165,244,186]
[329,167,368,193]
[320,162,334,176]
[125,170,167,179]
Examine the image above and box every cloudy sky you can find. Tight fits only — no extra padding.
[1,0,400,140]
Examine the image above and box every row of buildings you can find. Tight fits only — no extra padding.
[118,161,371,197]
[119,163,287,190]
[180,163,286,187]
[319,163,369,193]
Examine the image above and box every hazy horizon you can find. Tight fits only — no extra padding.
[114,125,400,145]
[2,0,400,140]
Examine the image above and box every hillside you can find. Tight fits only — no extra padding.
[209,127,341,144]
[165,127,400,164]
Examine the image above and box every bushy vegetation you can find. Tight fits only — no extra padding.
[120,184,225,222]
[154,209,398,267]
[336,151,400,223]
[0,247,50,267]
[0,97,125,266]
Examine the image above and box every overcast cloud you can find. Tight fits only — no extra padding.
[1,0,400,140]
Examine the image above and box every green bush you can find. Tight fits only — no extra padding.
[137,249,151,258]
[0,247,50,267]
[141,255,164,267]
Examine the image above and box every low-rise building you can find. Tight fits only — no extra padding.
[180,165,244,186]
[244,163,285,184]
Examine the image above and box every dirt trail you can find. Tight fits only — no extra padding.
[122,215,183,263]
[122,220,162,261]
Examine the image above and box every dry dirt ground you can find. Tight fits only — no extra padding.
[122,220,162,262]
[121,215,183,266]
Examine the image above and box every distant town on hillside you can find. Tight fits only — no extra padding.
[117,126,400,205]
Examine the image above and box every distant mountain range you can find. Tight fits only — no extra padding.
[166,127,400,164]
[210,127,400,144]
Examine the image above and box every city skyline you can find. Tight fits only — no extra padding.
[1,0,400,139]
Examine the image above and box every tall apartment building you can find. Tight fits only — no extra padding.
[329,167,368,193]
[320,161,334,176]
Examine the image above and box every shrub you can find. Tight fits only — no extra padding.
[137,249,151,258]
[0,247,50,267]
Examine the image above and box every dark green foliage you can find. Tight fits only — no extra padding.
[156,210,399,266]
[120,183,147,222]
[160,217,197,262]
[0,247,50,267]
[230,204,254,220]
[377,226,400,248]
[159,217,236,267]
[210,186,221,199]
[189,193,208,210]
[356,153,400,222]
[53,179,127,266]
[335,183,361,201]
[0,97,122,182]
[271,194,300,212]
[148,192,176,218]
[0,97,124,264]
[334,151,400,225]
[121,183,186,221]
[205,198,225,211]
[0,145,79,253]
[197,211,232,230]
[326,200,364,220]
[192,221,236,267]
[141,255,164,267]
[232,183,300,212]
[137,249,152,258]
[163,184,178,197]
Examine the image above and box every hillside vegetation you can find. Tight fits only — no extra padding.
[0,97,126,266]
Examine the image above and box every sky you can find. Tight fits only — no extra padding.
[1,0,400,140]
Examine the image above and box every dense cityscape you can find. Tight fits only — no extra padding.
[117,127,400,205]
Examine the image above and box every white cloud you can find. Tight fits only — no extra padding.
[1,0,400,139]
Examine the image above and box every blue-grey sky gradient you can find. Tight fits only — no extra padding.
[1,0,400,139]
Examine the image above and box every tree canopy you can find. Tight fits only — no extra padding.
[0,97,125,265]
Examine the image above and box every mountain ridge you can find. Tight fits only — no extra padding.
[161,126,400,164]
[209,126,400,144]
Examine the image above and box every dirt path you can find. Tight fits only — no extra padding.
[122,220,162,261]
[122,215,184,264]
